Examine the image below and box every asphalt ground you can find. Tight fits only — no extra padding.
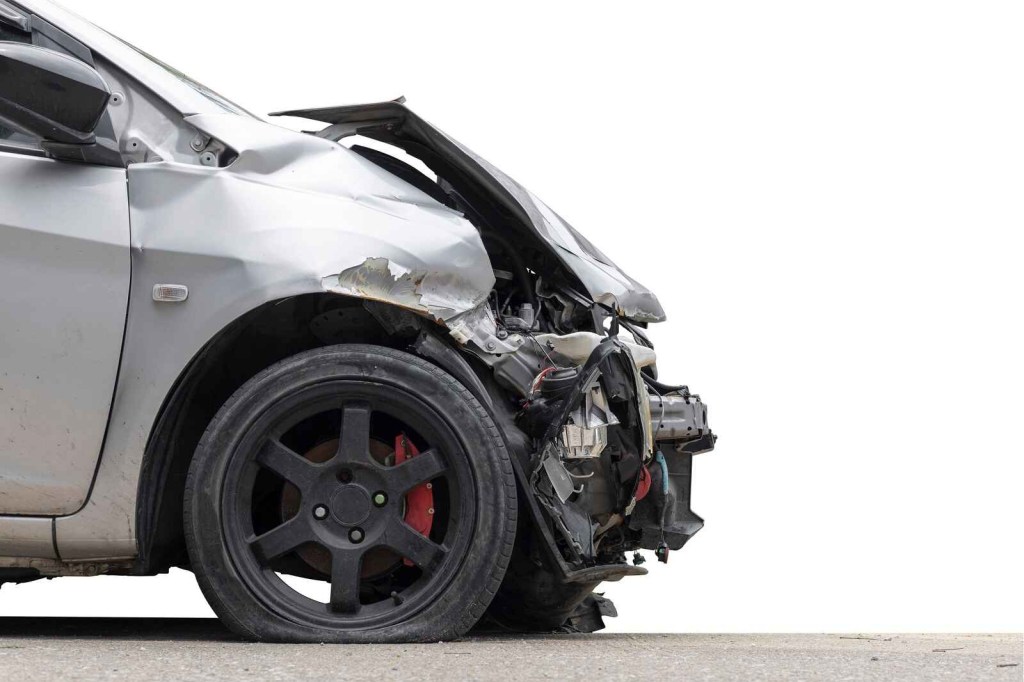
[0,618,1019,681]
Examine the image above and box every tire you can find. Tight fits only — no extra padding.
[184,344,517,642]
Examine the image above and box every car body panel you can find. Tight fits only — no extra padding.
[54,114,495,559]
[0,151,129,517]
[0,1,711,584]
[0,515,56,558]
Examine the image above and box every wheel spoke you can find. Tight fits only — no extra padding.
[388,448,446,493]
[257,438,317,489]
[383,519,446,572]
[335,403,371,463]
[329,548,364,613]
[249,516,310,563]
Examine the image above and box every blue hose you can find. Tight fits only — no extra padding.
[655,450,670,495]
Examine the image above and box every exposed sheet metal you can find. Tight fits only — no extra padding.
[322,257,488,323]
[650,394,710,442]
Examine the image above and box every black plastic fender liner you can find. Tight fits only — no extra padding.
[409,330,494,411]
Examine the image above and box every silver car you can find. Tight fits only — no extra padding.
[0,0,714,642]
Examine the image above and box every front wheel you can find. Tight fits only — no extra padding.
[184,344,517,642]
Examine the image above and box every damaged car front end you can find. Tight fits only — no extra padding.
[274,99,717,632]
[0,0,712,643]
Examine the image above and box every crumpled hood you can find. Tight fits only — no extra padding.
[271,100,666,323]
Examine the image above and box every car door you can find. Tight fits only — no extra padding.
[0,139,130,515]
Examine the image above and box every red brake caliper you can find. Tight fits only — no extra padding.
[394,433,435,567]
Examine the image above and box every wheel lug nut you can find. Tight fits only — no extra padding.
[349,528,365,543]
[313,504,329,520]
[372,492,387,507]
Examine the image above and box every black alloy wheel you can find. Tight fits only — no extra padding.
[184,344,517,642]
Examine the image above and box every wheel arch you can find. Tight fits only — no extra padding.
[134,292,499,575]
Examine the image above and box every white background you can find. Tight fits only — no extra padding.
[4,0,1022,632]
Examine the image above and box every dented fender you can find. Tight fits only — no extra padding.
[55,114,497,558]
